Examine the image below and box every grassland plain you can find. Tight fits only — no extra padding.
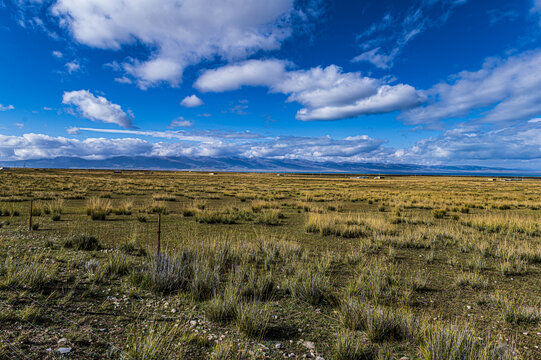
[0,169,539,359]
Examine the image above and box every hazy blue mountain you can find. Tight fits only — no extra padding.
[1,156,538,176]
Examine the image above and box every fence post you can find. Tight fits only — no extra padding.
[157,213,161,257]
[29,200,33,232]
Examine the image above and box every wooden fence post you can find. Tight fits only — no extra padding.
[29,200,33,232]
[157,213,161,257]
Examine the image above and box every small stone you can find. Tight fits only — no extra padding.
[302,341,315,350]
[316,357,325,360]
[57,337,68,345]
[58,347,72,354]
[400,357,410,360]
[275,343,283,349]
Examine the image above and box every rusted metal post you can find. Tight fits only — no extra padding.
[29,200,33,232]
[157,213,161,257]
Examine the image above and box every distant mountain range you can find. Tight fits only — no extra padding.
[1,156,539,175]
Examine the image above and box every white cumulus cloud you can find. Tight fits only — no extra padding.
[180,95,203,107]
[0,130,390,163]
[401,50,541,126]
[394,121,541,167]
[62,90,134,128]
[195,59,289,92]
[195,60,425,121]
[51,0,297,88]
[0,104,15,111]
[168,118,193,128]
[65,60,81,74]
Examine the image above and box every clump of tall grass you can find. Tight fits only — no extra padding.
[234,266,275,301]
[359,237,382,254]
[251,199,280,212]
[235,300,271,338]
[206,285,240,323]
[338,297,419,342]
[306,213,367,238]
[461,212,541,237]
[0,207,20,217]
[18,305,46,324]
[254,209,283,225]
[146,200,168,214]
[497,296,540,325]
[211,340,235,360]
[123,322,179,360]
[362,305,419,342]
[46,198,65,215]
[195,209,238,224]
[182,200,207,217]
[86,196,112,220]
[454,271,488,289]
[0,253,57,291]
[497,258,528,276]
[152,193,177,202]
[63,234,101,251]
[432,209,446,219]
[29,200,46,216]
[102,252,133,277]
[332,329,373,360]
[407,269,430,291]
[419,322,518,360]
[120,239,146,256]
[134,252,193,294]
[182,207,196,217]
[190,257,220,300]
[286,264,333,305]
[113,199,133,215]
[256,238,304,266]
[345,262,400,303]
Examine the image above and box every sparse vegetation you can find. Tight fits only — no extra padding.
[0,170,538,359]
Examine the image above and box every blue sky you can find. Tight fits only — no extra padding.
[1,0,541,169]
